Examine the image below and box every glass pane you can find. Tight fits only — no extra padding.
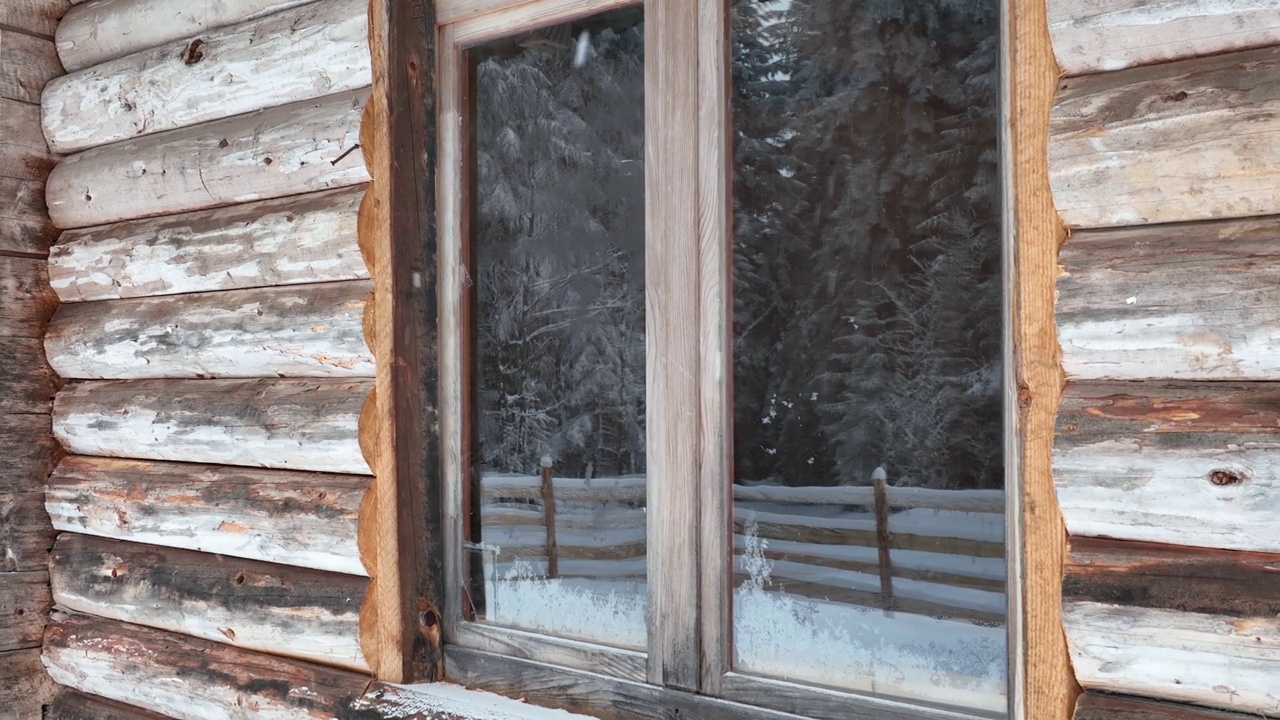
[730,0,1005,713]
[465,8,647,650]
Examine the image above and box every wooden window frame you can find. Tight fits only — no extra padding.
[365,0,1077,718]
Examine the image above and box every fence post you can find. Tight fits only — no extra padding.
[540,457,559,578]
[873,476,894,611]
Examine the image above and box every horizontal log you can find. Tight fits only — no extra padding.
[1050,46,1280,229]
[0,648,54,718]
[0,254,56,337]
[47,455,365,575]
[1055,382,1280,552]
[0,339,57,413]
[0,492,54,571]
[0,29,60,103]
[51,534,368,671]
[43,0,370,154]
[1058,218,1280,380]
[50,185,368,302]
[49,690,176,720]
[0,570,49,651]
[56,0,313,72]
[0,0,66,37]
[46,280,374,379]
[1074,692,1266,720]
[0,413,59,493]
[0,176,56,254]
[1048,0,1280,77]
[54,378,372,474]
[46,87,370,229]
[0,97,52,181]
[1064,600,1279,716]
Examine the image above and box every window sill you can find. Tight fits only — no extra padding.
[360,681,600,720]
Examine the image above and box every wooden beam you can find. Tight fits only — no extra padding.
[51,534,369,671]
[47,455,366,576]
[1074,692,1268,720]
[49,186,368,303]
[0,255,56,338]
[0,414,58,494]
[0,176,56,255]
[0,0,68,38]
[1056,381,1280,553]
[1051,45,1280,229]
[0,29,61,103]
[1058,218,1280,380]
[45,87,370,229]
[0,97,52,182]
[49,690,175,720]
[53,378,372,475]
[45,280,374,380]
[0,648,54,718]
[0,339,57,413]
[1,492,54,571]
[0,570,49,651]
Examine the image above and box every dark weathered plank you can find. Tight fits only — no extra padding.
[48,690,176,720]
[0,254,56,337]
[0,97,52,181]
[0,339,57,413]
[0,0,68,37]
[0,491,54,571]
[53,378,372,474]
[0,29,61,103]
[0,413,58,494]
[1058,218,1280,380]
[1074,692,1266,720]
[47,456,366,575]
[51,534,368,671]
[0,648,54,717]
[0,176,56,255]
[1055,381,1280,552]
[0,570,49,651]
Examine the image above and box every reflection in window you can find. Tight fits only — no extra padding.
[730,0,1005,712]
[466,9,647,649]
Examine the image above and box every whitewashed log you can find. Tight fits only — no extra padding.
[0,97,53,182]
[55,0,314,72]
[46,87,370,229]
[1050,46,1280,229]
[53,378,373,474]
[1058,218,1280,380]
[45,280,373,379]
[1064,601,1280,716]
[0,29,62,103]
[1049,0,1280,77]
[42,0,370,153]
[49,186,367,302]
[47,455,366,575]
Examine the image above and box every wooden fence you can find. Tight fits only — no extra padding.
[477,472,1006,623]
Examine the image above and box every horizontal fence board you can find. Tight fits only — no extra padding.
[1048,0,1280,77]
[55,0,314,72]
[50,186,368,302]
[1056,381,1280,553]
[46,88,370,229]
[1074,692,1267,720]
[53,378,372,474]
[49,690,177,720]
[0,491,54,571]
[0,254,56,337]
[0,413,58,493]
[47,455,366,575]
[1058,217,1280,380]
[0,0,67,37]
[0,29,61,103]
[1050,45,1280,229]
[0,97,52,182]
[46,280,374,379]
[0,648,54,718]
[0,338,57,413]
[0,570,49,651]
[51,534,368,671]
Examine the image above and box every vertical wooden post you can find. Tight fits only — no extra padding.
[540,458,558,578]
[873,476,894,611]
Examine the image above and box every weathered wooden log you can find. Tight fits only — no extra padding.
[0,29,61,103]
[56,0,313,72]
[0,0,66,38]
[1055,382,1280,552]
[0,97,53,182]
[0,648,54,718]
[43,0,370,154]
[0,414,58,493]
[0,491,54,571]
[50,186,368,302]
[0,339,57,413]
[51,534,368,671]
[1048,0,1280,77]
[46,88,370,229]
[1074,692,1266,720]
[47,456,366,575]
[0,176,56,255]
[0,255,56,337]
[46,280,373,380]
[0,570,49,651]
[49,690,176,720]
[1050,46,1280,229]
[54,378,372,474]
[1058,218,1280,380]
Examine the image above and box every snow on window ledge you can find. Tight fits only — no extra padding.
[357,682,599,720]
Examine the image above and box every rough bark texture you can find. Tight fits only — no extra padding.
[46,280,374,379]
[42,0,371,153]
[50,534,368,671]
[53,378,373,474]
[48,690,176,720]
[0,570,50,651]
[0,491,55,572]
[1074,693,1266,720]
[49,186,368,302]
[47,455,366,576]
[46,88,370,229]
[0,648,55,718]
[0,29,62,103]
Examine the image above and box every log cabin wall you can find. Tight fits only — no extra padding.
[1047,3,1280,719]
[1,1,67,716]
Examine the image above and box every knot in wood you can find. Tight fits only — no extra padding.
[1209,469,1244,486]
[1161,90,1188,103]
[181,39,205,65]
